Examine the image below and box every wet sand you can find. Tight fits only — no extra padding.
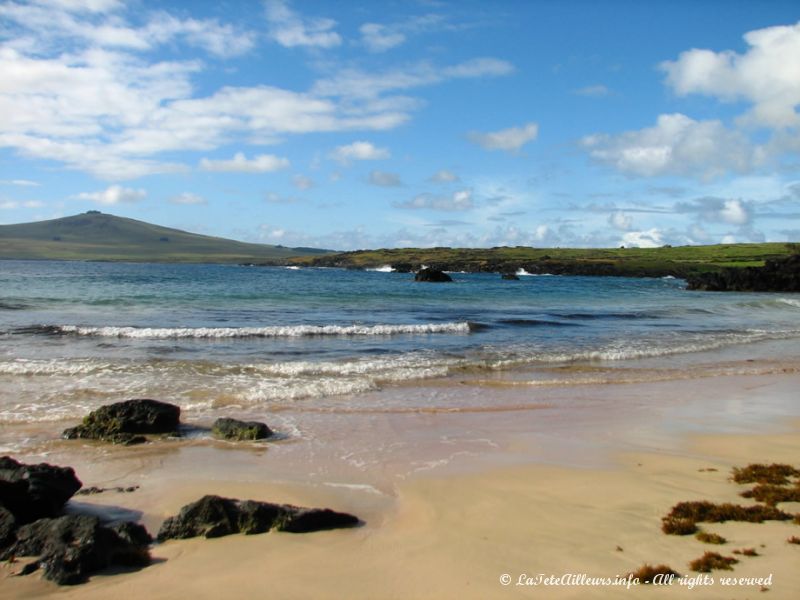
[2,370,800,599]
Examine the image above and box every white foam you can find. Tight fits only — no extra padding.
[284,266,301,270]
[777,298,800,309]
[55,322,471,339]
[366,265,395,273]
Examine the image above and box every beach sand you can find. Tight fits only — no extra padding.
[3,371,800,599]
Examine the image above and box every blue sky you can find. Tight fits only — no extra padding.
[1,0,799,249]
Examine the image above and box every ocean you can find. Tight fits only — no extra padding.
[2,260,799,455]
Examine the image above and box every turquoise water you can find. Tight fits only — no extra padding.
[1,260,799,429]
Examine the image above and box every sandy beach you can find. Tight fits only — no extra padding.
[3,368,799,599]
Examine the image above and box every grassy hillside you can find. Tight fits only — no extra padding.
[292,243,800,278]
[0,212,329,263]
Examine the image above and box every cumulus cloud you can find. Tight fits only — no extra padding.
[75,184,146,205]
[575,84,610,97]
[429,169,459,183]
[199,152,290,173]
[264,0,341,49]
[621,228,664,248]
[661,21,800,128]
[676,197,753,225]
[608,211,633,231]
[581,113,754,179]
[330,141,390,164]
[0,199,44,209]
[292,174,314,190]
[360,23,405,53]
[368,170,402,187]
[468,122,539,153]
[394,189,473,211]
[169,192,206,205]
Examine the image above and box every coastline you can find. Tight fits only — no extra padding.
[3,369,800,598]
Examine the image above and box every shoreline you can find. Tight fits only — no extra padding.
[3,369,800,598]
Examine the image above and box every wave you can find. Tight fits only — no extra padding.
[498,318,577,328]
[0,301,29,310]
[515,269,553,277]
[30,322,473,339]
[366,265,395,273]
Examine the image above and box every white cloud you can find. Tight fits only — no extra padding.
[292,174,314,190]
[429,169,459,183]
[581,113,754,179]
[621,228,664,248]
[608,211,633,231]
[0,199,44,209]
[0,179,40,186]
[575,84,610,97]
[661,21,800,128]
[395,189,474,211]
[32,0,121,13]
[330,141,390,164]
[360,23,405,53]
[368,170,402,187]
[199,152,290,173]
[468,122,539,153]
[75,184,146,205]
[676,197,753,225]
[264,0,341,49]
[169,192,206,205]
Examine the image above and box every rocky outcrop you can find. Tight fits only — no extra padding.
[501,272,519,280]
[1,515,151,585]
[686,255,800,292]
[157,494,360,541]
[0,456,82,524]
[1,457,151,586]
[414,268,452,282]
[63,399,181,444]
[212,418,273,441]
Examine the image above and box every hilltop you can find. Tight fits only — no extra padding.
[0,212,329,263]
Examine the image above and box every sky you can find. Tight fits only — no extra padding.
[1,0,799,250]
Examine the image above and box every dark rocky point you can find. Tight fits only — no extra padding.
[1,515,151,585]
[0,456,82,524]
[501,272,520,280]
[414,268,452,282]
[212,417,273,441]
[63,399,180,444]
[686,254,800,292]
[157,494,360,542]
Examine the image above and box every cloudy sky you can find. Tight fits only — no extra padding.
[1,0,799,249]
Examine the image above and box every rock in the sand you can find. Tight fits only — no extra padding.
[212,417,273,441]
[0,456,82,524]
[414,268,452,282]
[0,505,16,548]
[63,399,180,444]
[157,494,360,542]
[1,515,151,585]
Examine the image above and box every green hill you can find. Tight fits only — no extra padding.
[0,212,330,263]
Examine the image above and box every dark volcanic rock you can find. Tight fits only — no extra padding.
[63,399,180,443]
[0,456,82,524]
[1,515,150,585]
[212,417,273,441]
[157,494,359,542]
[686,255,800,292]
[0,505,16,548]
[414,268,452,282]
[501,272,520,280]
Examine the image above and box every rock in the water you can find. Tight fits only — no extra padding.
[212,418,273,441]
[0,456,82,524]
[1,515,150,585]
[501,272,520,280]
[63,399,180,443]
[157,494,359,542]
[414,268,452,282]
[686,254,800,292]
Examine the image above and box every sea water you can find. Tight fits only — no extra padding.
[1,260,799,449]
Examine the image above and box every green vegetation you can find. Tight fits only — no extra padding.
[689,552,738,572]
[291,242,798,279]
[0,212,329,263]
